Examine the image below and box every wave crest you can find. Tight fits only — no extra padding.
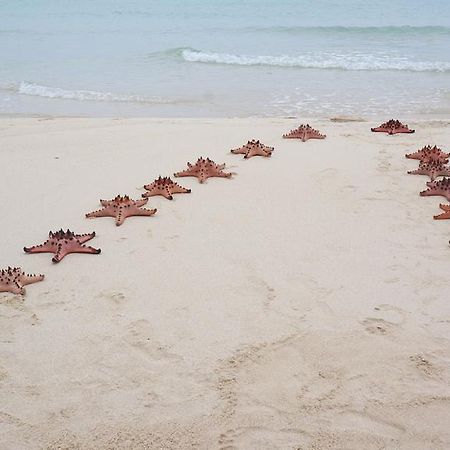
[1,81,176,104]
[177,48,450,72]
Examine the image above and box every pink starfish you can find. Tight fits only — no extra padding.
[407,161,450,181]
[0,267,44,295]
[420,178,450,202]
[231,140,274,159]
[283,124,326,142]
[371,119,414,135]
[174,157,232,183]
[405,145,449,164]
[142,176,191,200]
[86,195,157,226]
[434,204,450,220]
[24,229,101,263]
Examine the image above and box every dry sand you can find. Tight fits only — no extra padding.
[0,117,450,449]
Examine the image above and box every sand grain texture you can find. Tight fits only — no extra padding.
[0,118,449,449]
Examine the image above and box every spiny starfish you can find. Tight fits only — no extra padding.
[24,229,101,263]
[231,140,274,159]
[0,267,44,295]
[420,178,450,202]
[142,176,191,200]
[434,204,450,220]
[86,195,157,226]
[371,119,415,135]
[405,145,449,164]
[283,124,326,142]
[407,161,450,181]
[174,157,232,183]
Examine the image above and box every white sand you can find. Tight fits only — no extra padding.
[0,117,450,449]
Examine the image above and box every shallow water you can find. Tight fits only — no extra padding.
[1,0,450,117]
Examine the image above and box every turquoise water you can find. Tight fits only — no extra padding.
[1,0,450,117]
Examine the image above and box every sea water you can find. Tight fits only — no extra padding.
[1,0,450,117]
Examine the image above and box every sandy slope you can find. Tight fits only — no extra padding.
[0,117,449,449]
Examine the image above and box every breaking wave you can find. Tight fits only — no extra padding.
[1,81,178,104]
[172,47,450,72]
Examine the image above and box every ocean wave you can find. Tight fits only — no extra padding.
[176,48,450,72]
[0,82,178,104]
[245,25,450,36]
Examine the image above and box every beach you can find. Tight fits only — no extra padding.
[1,116,450,449]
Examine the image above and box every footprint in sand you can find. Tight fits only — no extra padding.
[96,290,126,305]
[361,318,396,335]
[409,354,442,378]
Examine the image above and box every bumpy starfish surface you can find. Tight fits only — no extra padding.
[86,195,157,226]
[434,204,450,220]
[420,178,450,202]
[405,145,449,164]
[24,229,101,263]
[371,119,415,135]
[283,124,326,142]
[174,157,232,183]
[142,176,191,200]
[231,140,274,159]
[0,267,44,295]
[407,161,450,181]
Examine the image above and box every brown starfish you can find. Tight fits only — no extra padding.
[86,195,157,226]
[407,161,450,181]
[0,267,44,295]
[283,124,326,142]
[420,178,450,202]
[174,157,232,183]
[24,229,101,263]
[142,176,191,200]
[371,119,415,135]
[434,204,450,220]
[231,140,274,159]
[405,145,449,164]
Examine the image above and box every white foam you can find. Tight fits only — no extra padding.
[181,49,450,72]
[11,81,173,104]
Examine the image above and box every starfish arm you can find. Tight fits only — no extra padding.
[134,198,148,207]
[76,232,96,244]
[116,206,157,226]
[231,147,247,155]
[420,189,450,202]
[142,188,173,199]
[407,168,429,177]
[394,127,415,134]
[437,169,450,178]
[434,210,450,220]
[52,243,100,263]
[170,184,191,195]
[174,169,195,178]
[19,273,45,286]
[23,241,55,254]
[371,127,387,132]
[86,207,112,219]
[0,281,24,295]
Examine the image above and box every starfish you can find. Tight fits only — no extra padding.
[283,124,326,142]
[231,140,274,159]
[371,119,415,135]
[24,229,101,263]
[420,178,450,202]
[174,157,232,183]
[407,161,450,181]
[434,204,450,220]
[142,176,191,200]
[86,195,157,226]
[0,267,44,295]
[405,145,449,164]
